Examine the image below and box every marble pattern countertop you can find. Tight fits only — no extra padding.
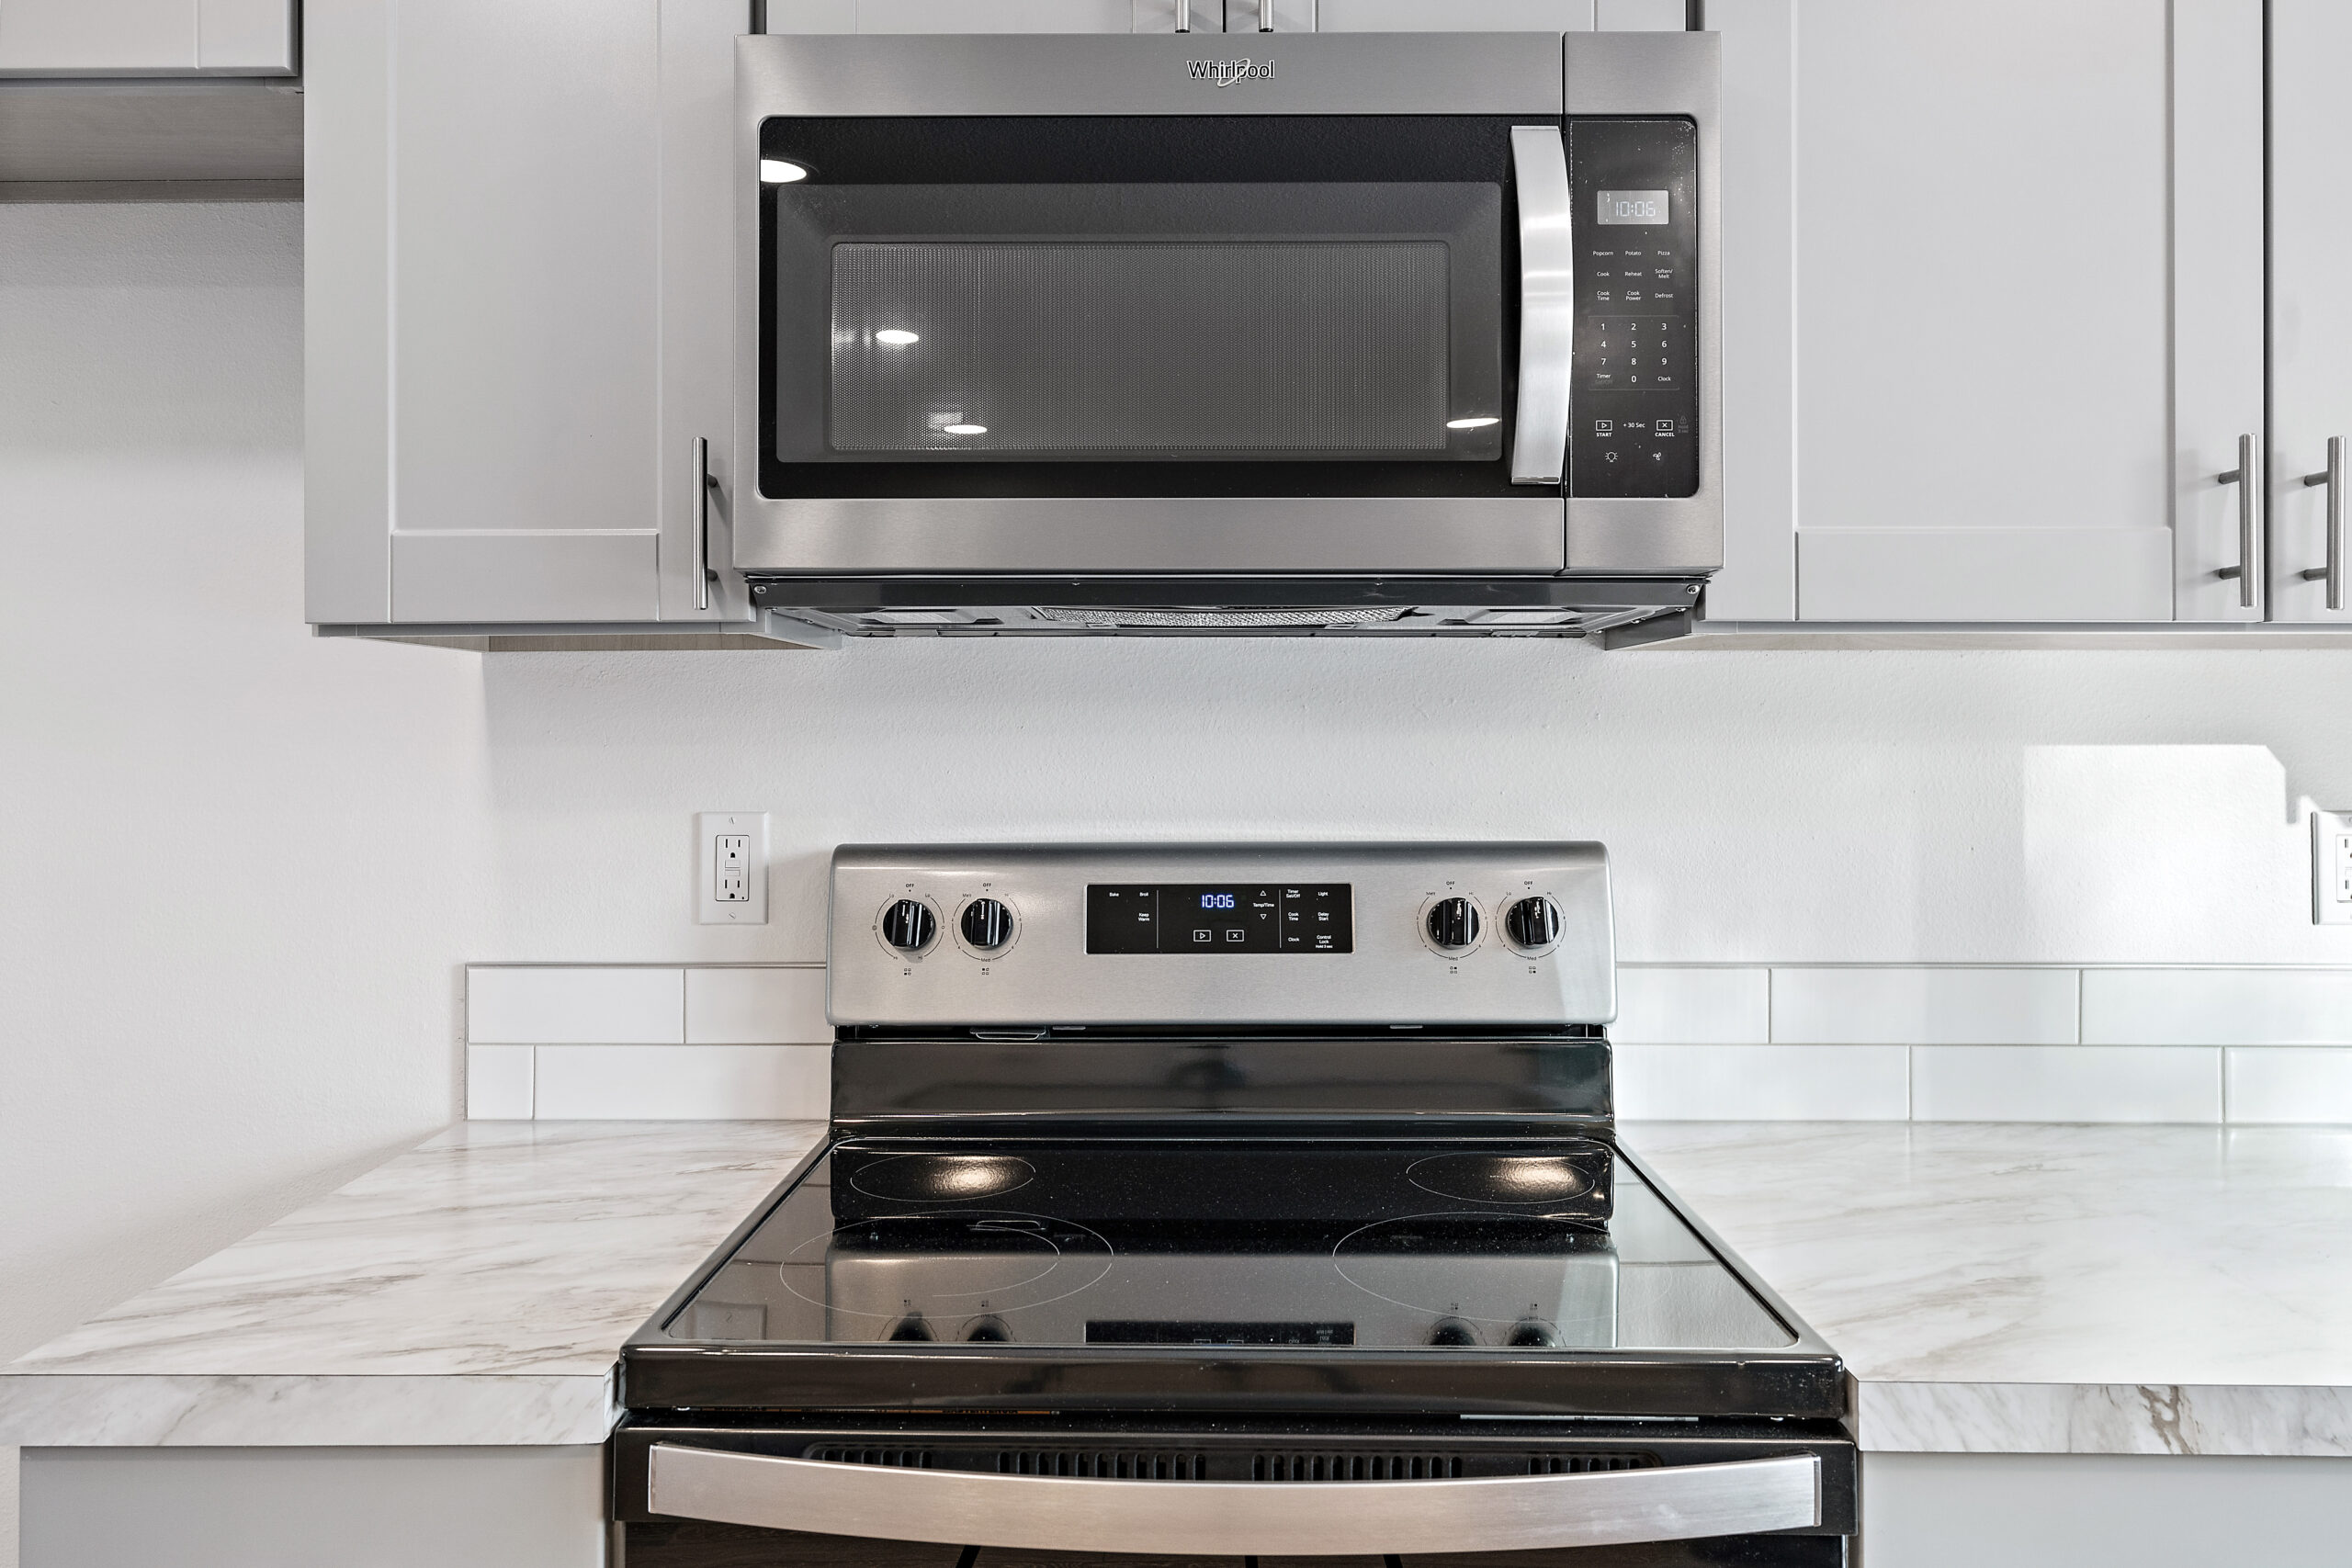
[1629,1121,2352,1458]
[7,1119,2348,1458]
[0,1121,825,1447]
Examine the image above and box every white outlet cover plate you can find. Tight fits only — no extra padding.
[697,811,769,926]
[2315,808,2352,926]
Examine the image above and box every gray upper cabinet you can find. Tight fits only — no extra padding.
[2267,0,2352,625]
[1709,0,2266,627]
[0,0,295,73]
[307,0,746,632]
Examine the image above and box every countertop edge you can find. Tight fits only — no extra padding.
[1853,1379,2352,1458]
[0,1369,620,1448]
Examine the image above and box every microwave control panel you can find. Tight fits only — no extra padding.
[1566,118,1700,500]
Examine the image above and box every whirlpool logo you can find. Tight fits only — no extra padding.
[1189,57,1276,87]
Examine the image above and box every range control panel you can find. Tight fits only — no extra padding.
[1566,118,1700,500]
[828,843,1615,1029]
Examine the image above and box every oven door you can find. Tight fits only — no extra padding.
[616,1421,1855,1566]
[737,102,1572,578]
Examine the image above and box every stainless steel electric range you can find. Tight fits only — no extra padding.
[617,844,1855,1564]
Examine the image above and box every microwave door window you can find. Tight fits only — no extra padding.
[828,240,1450,459]
[770,180,1504,469]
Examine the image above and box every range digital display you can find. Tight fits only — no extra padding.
[1087,884,1352,954]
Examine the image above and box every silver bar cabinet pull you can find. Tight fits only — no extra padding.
[647,1445,1822,1557]
[2300,434,2344,611]
[2215,432,2259,608]
[691,435,717,612]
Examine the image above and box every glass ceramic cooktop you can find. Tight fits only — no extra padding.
[666,1139,1795,1353]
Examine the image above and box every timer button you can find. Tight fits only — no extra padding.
[959,897,1013,953]
[1504,896,1563,952]
[880,898,937,953]
[1425,897,1481,953]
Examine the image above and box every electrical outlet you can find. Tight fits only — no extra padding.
[2315,808,2352,926]
[697,812,768,925]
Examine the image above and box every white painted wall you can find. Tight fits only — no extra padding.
[475,643,2352,968]
[0,202,490,1561]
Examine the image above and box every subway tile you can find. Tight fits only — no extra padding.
[464,1045,534,1120]
[1612,1044,1908,1121]
[1911,1045,2221,1123]
[1611,967,1770,1044]
[533,1044,830,1120]
[685,966,830,1044]
[2226,1048,2352,1125]
[466,966,684,1044]
[2083,970,2352,1046]
[1771,968,2078,1045]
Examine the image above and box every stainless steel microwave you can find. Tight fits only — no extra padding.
[731,30,1720,637]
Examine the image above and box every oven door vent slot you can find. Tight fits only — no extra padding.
[1251,1451,1465,1482]
[805,1446,936,1468]
[996,1450,1208,1480]
[1527,1451,1659,1474]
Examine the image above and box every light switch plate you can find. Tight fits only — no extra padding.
[2315,808,2352,926]
[697,812,769,925]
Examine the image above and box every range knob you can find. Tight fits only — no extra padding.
[960,897,1013,951]
[1504,895,1562,950]
[880,898,936,953]
[1425,897,1481,952]
[1428,1317,1478,1347]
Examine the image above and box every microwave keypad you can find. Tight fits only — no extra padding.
[1566,119,1700,500]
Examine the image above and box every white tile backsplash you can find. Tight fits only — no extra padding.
[466,966,684,1044]
[1612,967,1770,1043]
[533,1043,830,1120]
[1912,1045,2222,1123]
[685,965,829,1043]
[2082,969,2352,1046]
[463,1044,534,1119]
[1614,1044,1909,1120]
[460,964,2352,1125]
[2224,1048,2352,1125]
[1770,967,2079,1045]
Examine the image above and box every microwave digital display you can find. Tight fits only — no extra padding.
[1596,189,1670,226]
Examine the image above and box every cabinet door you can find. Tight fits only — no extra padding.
[1789,0,2263,624]
[0,0,292,74]
[2267,0,2352,623]
[309,0,666,625]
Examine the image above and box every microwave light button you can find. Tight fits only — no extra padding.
[875,329,920,345]
[758,159,809,184]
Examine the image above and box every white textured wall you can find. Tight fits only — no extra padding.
[0,202,489,1558]
[477,642,2352,967]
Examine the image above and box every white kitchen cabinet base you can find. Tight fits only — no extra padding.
[20,1446,605,1568]
[1861,1451,2352,1568]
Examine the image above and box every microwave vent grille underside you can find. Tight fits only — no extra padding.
[774,604,1672,637]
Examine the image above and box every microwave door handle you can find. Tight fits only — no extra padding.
[646,1445,1821,1556]
[1510,125,1574,487]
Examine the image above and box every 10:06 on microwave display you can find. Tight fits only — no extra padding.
[1596,189,1669,225]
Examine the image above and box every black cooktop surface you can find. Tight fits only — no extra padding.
[656,1136,1795,1356]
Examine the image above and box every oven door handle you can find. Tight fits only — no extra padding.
[645,1444,1821,1555]
[1509,123,1575,488]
